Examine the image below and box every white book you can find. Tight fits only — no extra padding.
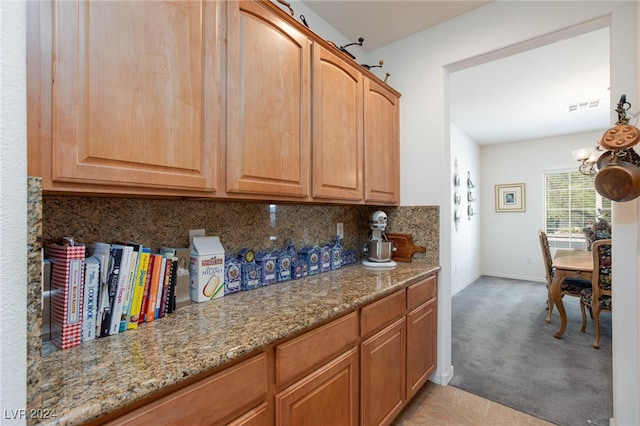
[88,242,111,337]
[82,256,100,342]
[119,249,139,332]
[108,244,133,335]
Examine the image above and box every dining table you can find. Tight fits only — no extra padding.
[550,249,593,338]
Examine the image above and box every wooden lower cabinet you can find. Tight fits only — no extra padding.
[407,298,437,399]
[360,318,407,426]
[276,347,359,426]
[228,402,269,426]
[105,353,268,425]
[101,273,438,426]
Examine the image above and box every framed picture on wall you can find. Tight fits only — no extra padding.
[495,183,525,212]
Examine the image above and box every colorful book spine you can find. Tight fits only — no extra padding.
[81,256,100,342]
[108,245,133,335]
[158,257,174,318]
[166,255,179,314]
[145,254,164,323]
[127,248,151,330]
[119,247,139,332]
[154,257,167,319]
[138,253,156,325]
[100,246,123,337]
[45,243,86,350]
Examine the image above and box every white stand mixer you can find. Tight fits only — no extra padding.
[362,211,397,269]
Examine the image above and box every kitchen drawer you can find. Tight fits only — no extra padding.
[276,311,358,388]
[107,353,268,425]
[360,289,406,338]
[407,274,437,312]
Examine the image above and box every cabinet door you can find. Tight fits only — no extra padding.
[226,1,311,198]
[361,318,406,426]
[363,78,400,205]
[48,0,219,193]
[407,298,437,399]
[311,44,364,202]
[276,347,359,426]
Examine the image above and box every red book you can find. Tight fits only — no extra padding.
[138,253,155,325]
[45,243,86,350]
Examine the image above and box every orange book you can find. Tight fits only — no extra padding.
[145,254,165,323]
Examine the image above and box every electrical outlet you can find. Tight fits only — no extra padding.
[336,223,344,239]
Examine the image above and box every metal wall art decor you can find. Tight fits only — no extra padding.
[467,171,476,219]
[495,183,526,212]
[453,159,461,231]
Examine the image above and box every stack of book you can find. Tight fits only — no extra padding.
[44,240,182,349]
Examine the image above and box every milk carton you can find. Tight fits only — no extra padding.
[189,236,225,302]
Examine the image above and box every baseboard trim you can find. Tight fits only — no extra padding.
[431,364,454,385]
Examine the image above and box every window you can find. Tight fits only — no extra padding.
[544,170,611,249]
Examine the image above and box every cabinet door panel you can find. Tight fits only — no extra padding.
[407,274,437,311]
[407,299,437,399]
[361,318,406,426]
[276,312,358,388]
[107,353,268,426]
[51,0,218,191]
[276,347,359,426]
[364,78,399,204]
[312,44,363,201]
[227,1,310,198]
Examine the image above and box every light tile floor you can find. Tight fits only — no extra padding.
[393,382,557,426]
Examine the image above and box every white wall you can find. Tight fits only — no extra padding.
[0,1,27,424]
[367,1,637,423]
[480,130,605,281]
[450,125,481,295]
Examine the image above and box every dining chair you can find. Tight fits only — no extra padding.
[580,239,612,349]
[538,229,591,322]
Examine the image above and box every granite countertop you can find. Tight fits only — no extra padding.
[37,262,439,425]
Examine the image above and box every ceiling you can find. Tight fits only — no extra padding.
[301,1,612,146]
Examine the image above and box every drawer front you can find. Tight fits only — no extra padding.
[360,289,406,338]
[108,353,268,425]
[407,274,437,311]
[276,311,358,388]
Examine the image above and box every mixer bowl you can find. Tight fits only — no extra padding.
[364,241,393,262]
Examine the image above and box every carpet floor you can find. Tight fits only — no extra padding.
[449,276,612,426]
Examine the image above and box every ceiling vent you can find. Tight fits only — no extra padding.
[567,99,600,112]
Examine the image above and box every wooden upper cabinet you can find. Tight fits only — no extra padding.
[40,0,220,194]
[364,78,400,205]
[226,1,311,198]
[311,44,364,202]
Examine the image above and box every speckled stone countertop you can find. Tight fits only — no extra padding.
[37,262,439,425]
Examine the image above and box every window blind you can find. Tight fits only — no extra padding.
[544,170,611,249]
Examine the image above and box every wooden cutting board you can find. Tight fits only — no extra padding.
[385,233,426,263]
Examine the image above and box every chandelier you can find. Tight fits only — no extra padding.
[572,145,604,176]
